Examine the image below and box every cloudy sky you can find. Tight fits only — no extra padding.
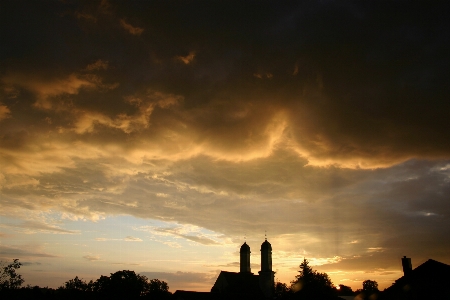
[1,0,449,292]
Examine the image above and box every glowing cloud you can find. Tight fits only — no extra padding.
[120,19,144,35]
[176,52,196,64]
[0,104,11,121]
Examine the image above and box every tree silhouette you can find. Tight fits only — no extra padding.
[291,258,335,299]
[90,270,170,299]
[362,279,378,294]
[337,284,354,296]
[92,275,111,294]
[148,278,169,295]
[355,279,379,300]
[60,276,93,291]
[0,259,24,290]
[274,281,291,299]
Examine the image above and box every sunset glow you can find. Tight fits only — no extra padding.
[1,0,449,293]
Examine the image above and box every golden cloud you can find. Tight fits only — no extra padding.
[85,59,109,71]
[120,19,144,35]
[0,104,11,121]
[176,52,196,65]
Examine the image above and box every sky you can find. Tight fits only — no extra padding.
[1,0,450,293]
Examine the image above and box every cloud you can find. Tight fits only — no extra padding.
[0,104,11,121]
[111,262,141,266]
[95,237,120,241]
[83,255,100,261]
[71,90,181,134]
[120,19,144,35]
[1,1,450,291]
[2,73,96,109]
[1,1,449,167]
[75,12,97,22]
[0,244,58,259]
[124,236,142,242]
[95,236,142,242]
[171,234,220,246]
[0,221,80,235]
[85,60,109,71]
[176,52,195,65]
[253,72,273,79]
[135,223,222,246]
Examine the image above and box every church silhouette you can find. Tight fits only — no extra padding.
[211,238,275,298]
[173,238,275,299]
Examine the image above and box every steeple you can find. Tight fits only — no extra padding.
[259,236,274,298]
[260,238,272,272]
[240,242,251,273]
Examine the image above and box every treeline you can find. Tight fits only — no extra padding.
[274,258,378,300]
[1,258,389,300]
[0,259,171,300]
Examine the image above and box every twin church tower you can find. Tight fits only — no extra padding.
[239,238,275,297]
[212,237,275,297]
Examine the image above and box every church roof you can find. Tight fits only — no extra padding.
[261,239,271,250]
[212,271,262,296]
[240,242,250,252]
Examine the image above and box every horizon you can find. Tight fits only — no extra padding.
[1,0,449,293]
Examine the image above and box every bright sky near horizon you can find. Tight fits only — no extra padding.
[1,0,449,293]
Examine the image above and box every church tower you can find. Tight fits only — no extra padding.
[259,238,275,298]
[239,242,251,273]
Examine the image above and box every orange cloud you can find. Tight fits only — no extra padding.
[2,73,96,109]
[85,59,109,71]
[2,69,118,110]
[176,52,196,64]
[75,12,97,22]
[0,103,11,121]
[253,72,273,79]
[73,90,182,134]
[120,19,144,35]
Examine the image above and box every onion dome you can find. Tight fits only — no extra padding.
[240,242,250,253]
[261,239,272,251]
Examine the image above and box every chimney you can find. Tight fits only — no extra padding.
[401,256,412,276]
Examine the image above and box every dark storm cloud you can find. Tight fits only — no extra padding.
[1,1,449,166]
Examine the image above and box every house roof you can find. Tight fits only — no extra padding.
[383,259,450,299]
[392,259,450,285]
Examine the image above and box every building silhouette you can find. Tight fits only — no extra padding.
[173,238,275,299]
[211,238,275,298]
[382,256,450,299]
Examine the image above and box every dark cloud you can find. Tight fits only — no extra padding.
[1,1,449,166]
